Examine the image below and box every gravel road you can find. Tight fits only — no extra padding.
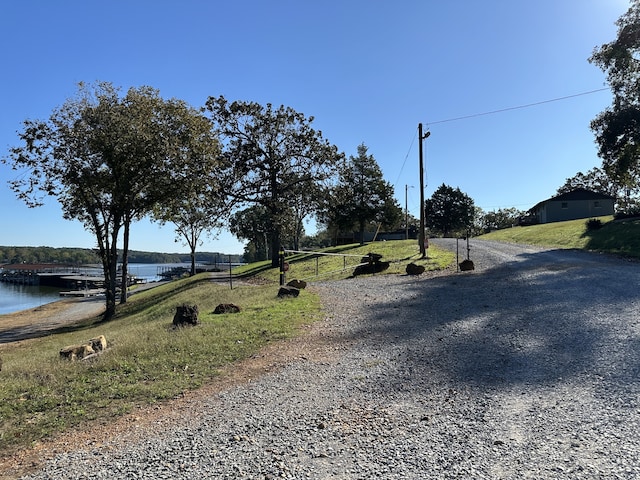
[15,239,640,479]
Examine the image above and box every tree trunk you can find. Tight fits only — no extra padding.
[119,218,131,304]
[103,227,120,320]
[270,229,281,268]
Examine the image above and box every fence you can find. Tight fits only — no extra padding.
[279,248,402,285]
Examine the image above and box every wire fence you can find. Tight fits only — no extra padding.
[282,249,373,282]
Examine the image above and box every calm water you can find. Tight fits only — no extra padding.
[0,283,62,315]
[0,263,194,315]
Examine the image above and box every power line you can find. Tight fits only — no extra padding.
[392,128,418,188]
[426,87,610,126]
[393,87,610,193]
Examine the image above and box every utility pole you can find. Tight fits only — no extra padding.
[418,123,430,258]
[405,184,409,240]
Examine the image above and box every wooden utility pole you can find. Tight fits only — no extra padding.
[405,184,409,240]
[418,123,430,258]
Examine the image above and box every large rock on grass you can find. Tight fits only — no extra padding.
[352,252,390,277]
[60,335,108,361]
[278,286,300,298]
[406,263,426,275]
[287,279,307,289]
[60,344,95,361]
[173,304,199,327]
[213,303,241,314]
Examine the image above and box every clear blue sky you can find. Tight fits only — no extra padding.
[0,0,630,255]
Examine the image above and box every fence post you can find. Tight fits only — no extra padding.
[279,247,285,286]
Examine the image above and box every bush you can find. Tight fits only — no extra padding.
[586,218,603,231]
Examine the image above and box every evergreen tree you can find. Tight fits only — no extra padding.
[319,144,401,245]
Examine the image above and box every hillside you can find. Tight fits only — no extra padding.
[479,216,640,258]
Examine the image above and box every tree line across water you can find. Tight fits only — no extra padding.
[0,246,242,267]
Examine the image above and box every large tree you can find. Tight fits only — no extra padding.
[556,167,618,197]
[204,96,343,267]
[476,207,524,233]
[424,183,475,237]
[318,143,402,244]
[3,82,217,319]
[590,1,640,188]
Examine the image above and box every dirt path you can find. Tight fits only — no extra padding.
[0,297,106,344]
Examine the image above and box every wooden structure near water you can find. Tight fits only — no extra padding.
[0,263,127,291]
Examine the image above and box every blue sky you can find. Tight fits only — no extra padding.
[0,0,630,255]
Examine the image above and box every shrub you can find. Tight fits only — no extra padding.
[586,218,603,231]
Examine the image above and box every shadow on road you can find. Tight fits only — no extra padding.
[340,246,640,392]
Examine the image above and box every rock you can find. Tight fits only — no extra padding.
[89,335,107,352]
[60,335,108,361]
[459,259,475,271]
[361,253,383,263]
[353,260,390,276]
[406,263,426,275]
[213,303,241,314]
[60,344,95,361]
[286,279,307,289]
[277,286,300,298]
[173,304,199,327]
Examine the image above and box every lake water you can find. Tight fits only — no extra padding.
[0,263,198,315]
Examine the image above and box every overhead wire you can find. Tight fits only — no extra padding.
[392,86,611,213]
[425,87,610,127]
[392,128,418,188]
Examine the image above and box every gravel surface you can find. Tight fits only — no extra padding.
[14,239,640,479]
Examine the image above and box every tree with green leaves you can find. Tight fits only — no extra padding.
[425,184,475,237]
[3,82,219,319]
[556,167,618,197]
[151,117,228,276]
[476,207,524,233]
[590,1,640,189]
[204,96,343,267]
[153,184,229,276]
[318,143,402,245]
[229,206,272,263]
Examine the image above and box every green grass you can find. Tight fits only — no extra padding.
[479,215,640,258]
[0,240,454,456]
[235,239,454,283]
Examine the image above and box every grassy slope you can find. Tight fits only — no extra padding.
[0,240,454,455]
[479,216,640,258]
[235,239,454,282]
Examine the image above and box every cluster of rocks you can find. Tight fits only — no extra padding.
[278,279,307,298]
[173,303,243,327]
[59,334,107,361]
[352,253,390,277]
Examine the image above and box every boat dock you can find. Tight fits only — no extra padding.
[59,289,105,297]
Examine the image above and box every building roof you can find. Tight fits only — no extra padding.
[531,188,615,211]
